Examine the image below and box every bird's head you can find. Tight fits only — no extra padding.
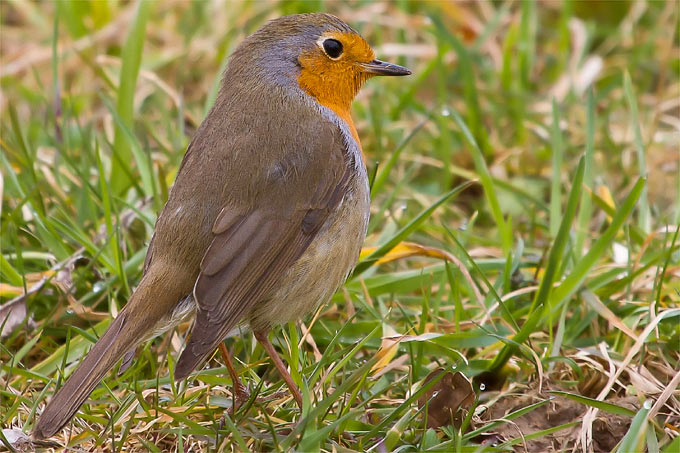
[228,13,411,116]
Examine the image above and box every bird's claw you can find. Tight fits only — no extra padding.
[229,382,251,415]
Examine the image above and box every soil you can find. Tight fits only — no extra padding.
[475,384,637,452]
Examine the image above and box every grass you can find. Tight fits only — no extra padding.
[1,1,679,452]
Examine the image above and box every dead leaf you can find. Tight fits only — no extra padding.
[360,241,455,265]
[418,369,475,429]
[0,270,53,298]
[0,428,60,451]
[0,277,46,339]
[0,297,34,338]
[52,254,109,321]
[371,324,401,374]
[1,428,31,451]
[359,241,486,314]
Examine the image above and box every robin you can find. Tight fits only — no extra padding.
[34,13,410,439]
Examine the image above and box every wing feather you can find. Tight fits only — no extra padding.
[174,129,353,380]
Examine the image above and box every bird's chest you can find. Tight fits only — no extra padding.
[290,166,369,294]
[309,168,370,266]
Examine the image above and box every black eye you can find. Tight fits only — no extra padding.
[322,39,343,59]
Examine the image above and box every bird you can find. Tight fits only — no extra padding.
[33,12,410,440]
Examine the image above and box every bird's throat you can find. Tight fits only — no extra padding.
[297,66,366,161]
[328,104,362,151]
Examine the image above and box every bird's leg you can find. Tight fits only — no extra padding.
[218,342,249,412]
[254,330,303,408]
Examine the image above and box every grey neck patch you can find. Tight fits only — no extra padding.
[225,14,360,92]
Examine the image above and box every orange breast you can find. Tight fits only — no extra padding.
[296,51,368,163]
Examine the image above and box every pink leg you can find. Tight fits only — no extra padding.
[254,330,303,408]
[218,342,249,412]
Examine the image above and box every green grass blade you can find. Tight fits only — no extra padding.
[102,96,156,202]
[110,0,152,195]
[351,180,472,277]
[548,391,636,416]
[96,142,130,296]
[28,320,111,379]
[435,19,491,158]
[549,98,564,237]
[489,154,583,372]
[589,189,645,245]
[280,354,382,450]
[370,122,424,197]
[221,413,248,452]
[362,369,450,444]
[531,156,584,315]
[623,71,651,233]
[661,436,680,453]
[0,254,23,287]
[575,88,595,257]
[323,325,380,385]
[617,400,651,453]
[518,0,536,90]
[500,421,580,448]
[450,109,511,253]
[549,176,645,305]
[463,398,551,440]
[299,408,364,451]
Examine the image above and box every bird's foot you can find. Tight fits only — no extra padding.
[229,382,251,415]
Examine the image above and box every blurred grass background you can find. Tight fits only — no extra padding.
[1,1,679,451]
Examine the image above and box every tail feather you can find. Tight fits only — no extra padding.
[33,270,183,440]
[33,310,141,439]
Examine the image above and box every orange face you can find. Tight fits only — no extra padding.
[297,31,377,147]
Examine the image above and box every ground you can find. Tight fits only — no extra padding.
[1,1,679,451]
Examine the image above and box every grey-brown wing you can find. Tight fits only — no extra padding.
[174,140,352,380]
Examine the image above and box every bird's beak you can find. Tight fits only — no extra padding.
[358,59,411,76]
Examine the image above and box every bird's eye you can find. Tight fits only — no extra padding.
[322,39,343,59]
